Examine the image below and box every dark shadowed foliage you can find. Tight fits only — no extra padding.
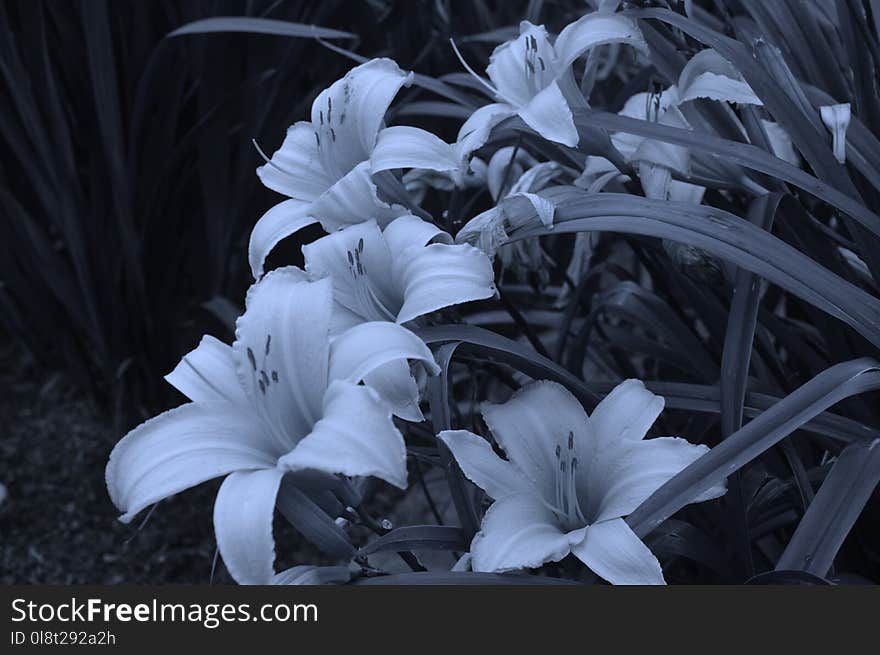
[0,0,547,427]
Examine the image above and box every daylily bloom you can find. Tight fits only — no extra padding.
[302,214,497,420]
[612,85,703,201]
[454,13,647,150]
[609,49,801,197]
[106,269,439,584]
[439,380,726,584]
[251,58,470,279]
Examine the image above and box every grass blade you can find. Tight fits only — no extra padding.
[499,188,880,349]
[775,438,880,576]
[167,17,356,40]
[626,358,880,538]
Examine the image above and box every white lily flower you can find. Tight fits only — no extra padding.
[819,103,851,164]
[455,13,647,151]
[611,48,768,200]
[439,380,726,584]
[612,85,698,200]
[251,59,462,279]
[106,269,439,584]
[302,215,497,421]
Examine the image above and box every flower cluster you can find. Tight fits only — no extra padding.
[107,6,736,585]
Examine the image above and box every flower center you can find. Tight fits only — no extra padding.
[523,34,551,98]
[346,238,398,322]
[243,335,297,453]
[554,431,586,530]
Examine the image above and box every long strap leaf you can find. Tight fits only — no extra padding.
[775,438,880,576]
[626,358,880,538]
[500,188,880,349]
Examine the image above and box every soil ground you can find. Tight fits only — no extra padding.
[1,346,238,584]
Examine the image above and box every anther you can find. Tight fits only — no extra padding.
[247,347,257,371]
[261,370,270,387]
[271,370,279,382]
[357,237,364,253]
[347,251,354,265]
[265,334,271,356]
[258,379,266,395]
[568,431,574,451]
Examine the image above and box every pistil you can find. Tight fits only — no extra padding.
[554,431,586,530]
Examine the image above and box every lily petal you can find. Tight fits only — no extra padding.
[279,380,408,489]
[395,242,497,324]
[592,437,725,523]
[555,12,648,70]
[256,122,334,201]
[761,119,800,166]
[106,402,278,523]
[456,102,516,158]
[364,359,425,422]
[591,379,664,445]
[382,214,452,255]
[248,199,319,279]
[487,146,532,199]
[309,160,407,232]
[470,492,581,572]
[303,220,399,322]
[517,80,578,147]
[481,380,597,503]
[214,467,284,585]
[438,429,534,500]
[165,335,248,404]
[677,49,761,106]
[679,71,763,106]
[328,320,439,386]
[234,269,331,447]
[371,126,463,181]
[668,179,706,204]
[571,517,665,585]
[310,58,414,179]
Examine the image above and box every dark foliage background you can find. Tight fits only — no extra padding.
[0,0,550,426]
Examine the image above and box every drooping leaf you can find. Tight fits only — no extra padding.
[498,188,880,349]
[775,439,880,576]
[359,525,467,556]
[626,358,880,538]
[167,17,356,41]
